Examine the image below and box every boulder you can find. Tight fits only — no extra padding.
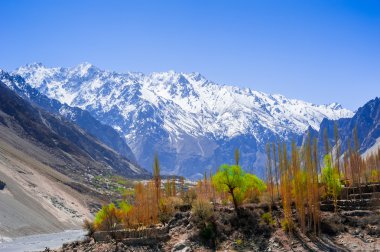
[172,241,191,252]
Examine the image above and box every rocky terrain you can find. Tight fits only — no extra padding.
[47,181,380,252]
[49,203,380,252]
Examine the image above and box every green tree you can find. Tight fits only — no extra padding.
[321,154,342,212]
[93,202,130,232]
[118,201,133,226]
[212,164,266,214]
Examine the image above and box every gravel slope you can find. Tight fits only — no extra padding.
[0,124,94,238]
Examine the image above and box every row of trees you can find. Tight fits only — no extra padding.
[93,154,182,231]
[92,152,268,231]
[265,125,380,234]
[265,136,321,234]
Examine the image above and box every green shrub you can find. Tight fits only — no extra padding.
[280,218,293,233]
[235,238,243,246]
[200,222,216,241]
[192,199,213,223]
[321,154,342,211]
[93,201,132,232]
[182,188,197,205]
[261,212,274,225]
[191,199,216,246]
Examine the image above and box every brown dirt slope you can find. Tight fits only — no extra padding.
[0,124,98,237]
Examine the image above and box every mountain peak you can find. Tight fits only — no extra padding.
[76,62,95,69]
[71,62,99,77]
[13,63,356,176]
[327,102,343,110]
[184,72,207,83]
[26,62,44,68]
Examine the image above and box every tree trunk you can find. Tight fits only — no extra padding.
[229,188,239,215]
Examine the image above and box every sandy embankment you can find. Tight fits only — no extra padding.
[0,127,94,238]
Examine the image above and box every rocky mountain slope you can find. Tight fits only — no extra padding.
[0,70,137,163]
[0,80,148,180]
[309,97,380,159]
[14,63,354,178]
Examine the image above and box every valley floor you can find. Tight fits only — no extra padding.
[0,230,85,252]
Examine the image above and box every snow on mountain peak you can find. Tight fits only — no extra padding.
[12,63,355,177]
[14,63,353,139]
[72,62,99,77]
[327,102,343,110]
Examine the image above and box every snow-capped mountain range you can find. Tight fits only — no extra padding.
[14,63,354,178]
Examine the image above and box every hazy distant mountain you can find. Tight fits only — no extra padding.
[14,63,354,178]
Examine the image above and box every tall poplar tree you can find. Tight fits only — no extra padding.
[153,153,161,207]
[266,143,274,204]
[334,123,341,178]
[272,142,280,199]
[312,137,320,234]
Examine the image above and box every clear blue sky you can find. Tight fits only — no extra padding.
[1,0,379,110]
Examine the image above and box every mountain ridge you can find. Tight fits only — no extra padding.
[0,78,148,179]
[311,97,380,160]
[14,63,354,178]
[0,69,137,164]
